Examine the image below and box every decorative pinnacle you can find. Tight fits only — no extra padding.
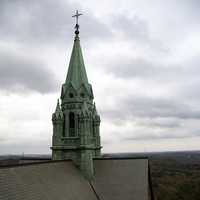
[72,10,83,35]
[93,102,97,114]
[56,99,60,112]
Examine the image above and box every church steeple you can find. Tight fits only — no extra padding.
[51,11,101,180]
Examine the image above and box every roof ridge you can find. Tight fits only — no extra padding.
[89,181,101,200]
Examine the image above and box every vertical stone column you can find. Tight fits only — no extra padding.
[78,113,94,180]
[95,118,101,157]
[79,114,85,145]
[52,114,64,160]
[64,110,69,137]
[80,149,94,180]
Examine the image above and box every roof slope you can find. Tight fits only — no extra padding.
[92,159,149,200]
[0,158,149,200]
[0,161,97,200]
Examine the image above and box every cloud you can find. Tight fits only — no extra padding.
[102,95,200,122]
[103,55,200,81]
[112,14,149,41]
[101,113,200,141]
[136,117,181,129]
[0,0,112,46]
[0,50,58,93]
[1,0,200,153]
[0,140,51,155]
[104,57,158,79]
[110,14,167,53]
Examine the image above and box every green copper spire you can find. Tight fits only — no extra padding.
[65,35,89,89]
[62,12,93,99]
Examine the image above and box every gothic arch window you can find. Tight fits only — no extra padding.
[69,112,75,137]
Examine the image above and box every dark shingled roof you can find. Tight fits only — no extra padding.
[92,159,149,200]
[0,158,149,200]
[0,161,97,200]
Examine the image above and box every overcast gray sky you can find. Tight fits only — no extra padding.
[0,0,200,154]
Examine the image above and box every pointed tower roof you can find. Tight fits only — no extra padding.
[93,102,100,122]
[93,102,97,114]
[61,12,93,99]
[65,35,89,89]
[55,99,61,112]
[52,99,63,121]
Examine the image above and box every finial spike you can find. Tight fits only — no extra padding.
[55,99,60,112]
[93,102,97,113]
[72,10,83,35]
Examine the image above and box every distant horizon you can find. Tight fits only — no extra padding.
[1,149,200,157]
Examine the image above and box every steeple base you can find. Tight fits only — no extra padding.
[80,149,94,180]
[51,147,102,180]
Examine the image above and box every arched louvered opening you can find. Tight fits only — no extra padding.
[69,112,75,137]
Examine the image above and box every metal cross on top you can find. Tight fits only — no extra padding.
[72,10,83,34]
